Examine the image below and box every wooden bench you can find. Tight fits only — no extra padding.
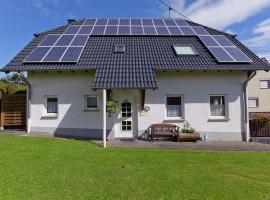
[148,124,179,142]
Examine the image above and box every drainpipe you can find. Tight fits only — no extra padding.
[102,89,107,148]
[20,72,31,133]
[243,70,256,142]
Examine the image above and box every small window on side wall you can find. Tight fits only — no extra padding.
[173,45,197,56]
[210,95,227,118]
[248,98,259,108]
[85,96,98,110]
[166,96,183,118]
[44,96,58,117]
[260,80,269,89]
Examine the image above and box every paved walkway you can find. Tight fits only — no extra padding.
[96,140,270,151]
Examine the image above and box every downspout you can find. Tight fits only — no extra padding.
[20,72,31,133]
[243,70,256,142]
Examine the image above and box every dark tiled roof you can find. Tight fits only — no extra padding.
[2,19,270,89]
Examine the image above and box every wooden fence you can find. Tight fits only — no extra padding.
[249,120,270,137]
[0,94,26,127]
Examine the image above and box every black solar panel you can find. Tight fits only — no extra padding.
[108,19,118,26]
[175,19,189,26]
[105,26,118,35]
[208,47,234,62]
[119,19,130,26]
[118,26,130,35]
[71,35,89,46]
[55,35,74,46]
[142,19,153,26]
[61,47,83,62]
[153,19,165,26]
[40,35,60,46]
[143,26,156,35]
[199,36,219,47]
[78,26,93,34]
[192,26,209,35]
[43,47,66,62]
[156,27,169,35]
[180,27,196,35]
[24,47,51,62]
[164,19,177,26]
[64,25,80,34]
[167,27,182,35]
[131,26,144,35]
[84,19,96,25]
[91,26,106,35]
[213,35,234,47]
[131,19,142,26]
[224,47,252,62]
[96,19,108,26]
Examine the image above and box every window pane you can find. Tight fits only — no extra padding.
[248,99,258,108]
[166,96,181,117]
[86,96,97,108]
[210,96,225,116]
[174,46,195,55]
[260,80,269,89]
[47,98,57,113]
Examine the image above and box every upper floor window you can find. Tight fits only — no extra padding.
[166,96,183,118]
[248,98,259,108]
[260,80,269,89]
[173,45,197,56]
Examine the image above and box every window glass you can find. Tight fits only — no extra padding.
[260,80,269,89]
[173,46,196,55]
[210,96,225,116]
[86,96,98,108]
[166,96,182,117]
[114,45,126,53]
[121,101,131,117]
[122,121,132,131]
[248,99,258,108]
[47,98,58,113]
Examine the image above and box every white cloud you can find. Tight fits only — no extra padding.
[166,0,270,30]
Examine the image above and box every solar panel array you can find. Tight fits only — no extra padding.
[24,18,252,63]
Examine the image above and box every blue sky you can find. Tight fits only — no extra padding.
[1,0,270,75]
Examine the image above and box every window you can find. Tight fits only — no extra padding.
[45,97,58,116]
[85,96,98,110]
[248,98,259,108]
[114,45,126,53]
[166,96,182,118]
[260,80,269,89]
[173,45,197,56]
[122,121,132,131]
[121,101,131,117]
[210,96,226,117]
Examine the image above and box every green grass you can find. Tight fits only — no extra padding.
[0,134,270,200]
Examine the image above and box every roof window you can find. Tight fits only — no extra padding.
[173,45,197,56]
[114,45,126,53]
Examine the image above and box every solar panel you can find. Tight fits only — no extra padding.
[199,36,219,47]
[43,47,66,62]
[61,47,83,62]
[213,35,235,47]
[164,19,177,26]
[119,19,130,26]
[118,26,130,35]
[24,47,51,62]
[175,19,189,26]
[78,26,93,34]
[143,26,156,35]
[55,35,75,46]
[71,35,89,46]
[180,27,196,35]
[108,19,118,26]
[105,26,118,35]
[91,26,106,35]
[167,27,182,35]
[142,19,153,26]
[224,47,252,62]
[191,26,209,35]
[96,18,108,26]
[153,19,165,26]
[131,26,144,35]
[64,25,80,34]
[39,35,60,46]
[156,26,169,35]
[208,47,234,62]
[84,19,96,25]
[131,19,142,26]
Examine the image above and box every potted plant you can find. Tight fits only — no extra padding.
[106,100,119,116]
[179,121,201,142]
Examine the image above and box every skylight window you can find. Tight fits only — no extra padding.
[114,45,126,53]
[173,45,197,56]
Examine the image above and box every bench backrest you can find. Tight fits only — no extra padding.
[150,123,179,132]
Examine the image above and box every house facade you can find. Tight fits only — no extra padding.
[248,59,270,116]
[2,18,269,143]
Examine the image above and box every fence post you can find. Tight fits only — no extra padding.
[0,95,4,130]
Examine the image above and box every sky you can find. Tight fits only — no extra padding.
[1,0,270,76]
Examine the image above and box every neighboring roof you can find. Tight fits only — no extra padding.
[2,18,270,89]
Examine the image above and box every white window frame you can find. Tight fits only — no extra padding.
[209,95,228,120]
[248,98,259,108]
[165,95,184,120]
[172,45,198,56]
[259,79,270,89]
[43,95,58,118]
[84,95,99,111]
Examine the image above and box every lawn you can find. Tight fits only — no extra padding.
[0,134,270,200]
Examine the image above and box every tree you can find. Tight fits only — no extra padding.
[1,73,26,84]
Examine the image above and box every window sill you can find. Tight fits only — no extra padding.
[208,117,230,122]
[41,114,58,119]
[164,118,185,123]
[84,108,99,112]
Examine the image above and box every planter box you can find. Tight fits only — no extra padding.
[177,132,201,142]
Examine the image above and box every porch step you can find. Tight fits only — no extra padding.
[250,137,270,145]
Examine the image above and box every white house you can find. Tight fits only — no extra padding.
[2,18,269,144]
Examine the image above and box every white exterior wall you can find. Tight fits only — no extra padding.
[138,71,247,141]
[28,71,247,141]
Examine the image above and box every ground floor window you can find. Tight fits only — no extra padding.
[122,121,132,131]
[85,96,98,110]
[45,96,58,116]
[166,96,182,118]
[248,98,259,108]
[210,95,226,117]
